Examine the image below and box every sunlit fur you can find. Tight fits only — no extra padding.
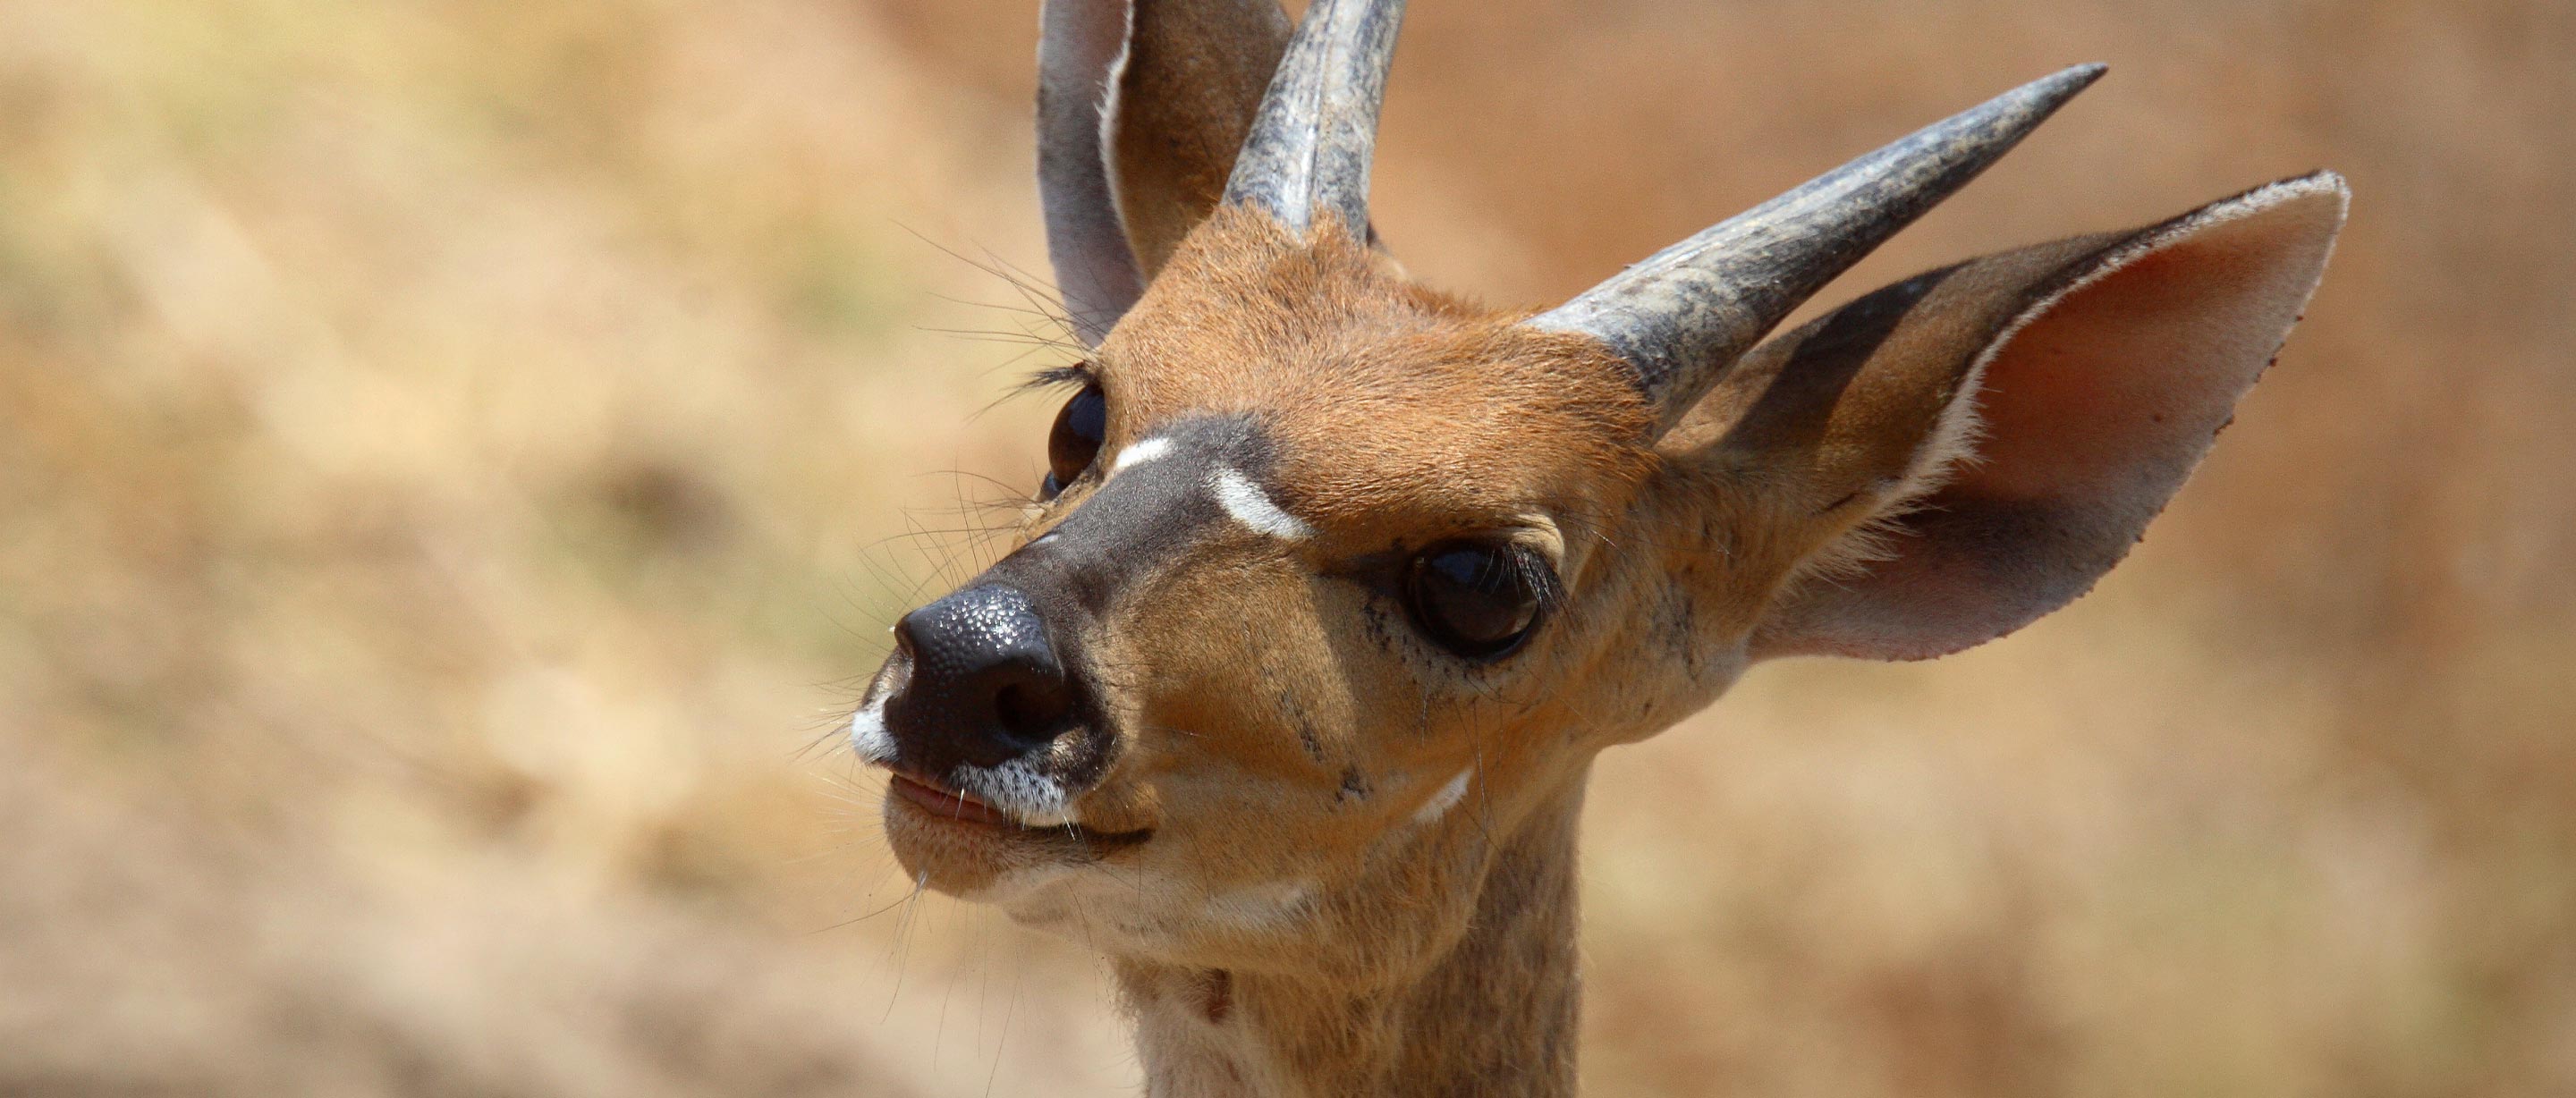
[868,159,2345,1090]
[897,1,2351,1079]
[875,206,1870,1089]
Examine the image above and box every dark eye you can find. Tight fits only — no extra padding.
[1040,384,1106,499]
[1402,541,1547,659]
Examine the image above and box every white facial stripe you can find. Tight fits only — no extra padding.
[1111,435,1175,473]
[1413,769,1472,826]
[848,701,894,764]
[1210,467,1313,541]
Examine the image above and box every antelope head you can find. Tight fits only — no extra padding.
[850,0,2344,1001]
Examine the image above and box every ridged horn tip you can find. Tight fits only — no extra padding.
[1530,63,2108,428]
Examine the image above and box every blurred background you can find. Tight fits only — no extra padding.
[2,0,2571,1094]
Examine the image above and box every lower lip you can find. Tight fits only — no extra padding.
[888,773,1023,828]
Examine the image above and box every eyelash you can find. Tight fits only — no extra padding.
[1020,362,1094,394]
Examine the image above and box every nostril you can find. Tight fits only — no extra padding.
[994,677,1075,746]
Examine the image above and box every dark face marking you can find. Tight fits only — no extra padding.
[1337,765,1372,803]
[1276,681,1326,764]
[970,416,1299,730]
[872,417,1304,818]
[992,415,1277,613]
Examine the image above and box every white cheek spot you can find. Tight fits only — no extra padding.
[1203,879,1315,930]
[848,701,894,764]
[1210,467,1313,541]
[1111,435,1175,473]
[1413,768,1472,826]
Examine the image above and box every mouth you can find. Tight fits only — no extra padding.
[879,767,1153,850]
[886,773,1022,827]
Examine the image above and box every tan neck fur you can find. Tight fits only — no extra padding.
[1115,778,1588,1098]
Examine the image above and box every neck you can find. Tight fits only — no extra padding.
[1118,780,1588,1097]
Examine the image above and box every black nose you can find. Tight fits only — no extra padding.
[886,584,1080,769]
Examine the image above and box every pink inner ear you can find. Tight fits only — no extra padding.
[1964,241,2282,508]
[1756,176,2346,663]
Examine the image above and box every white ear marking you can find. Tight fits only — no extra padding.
[1211,467,1313,540]
[1112,435,1176,472]
[1412,769,1471,826]
[1096,20,1136,242]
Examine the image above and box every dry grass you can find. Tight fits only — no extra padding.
[1,0,2570,1094]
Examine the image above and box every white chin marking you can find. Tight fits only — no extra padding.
[848,703,894,764]
[1413,768,1471,826]
[953,756,1078,828]
[1211,467,1313,541]
[1111,435,1175,473]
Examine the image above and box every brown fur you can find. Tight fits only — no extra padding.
[873,178,2340,1092]
[877,12,2343,1092]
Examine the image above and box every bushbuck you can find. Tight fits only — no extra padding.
[848,0,2346,1093]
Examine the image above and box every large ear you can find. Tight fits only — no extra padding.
[1706,172,2349,662]
[1038,0,1291,344]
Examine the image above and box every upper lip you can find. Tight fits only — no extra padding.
[886,770,1022,828]
[876,763,1155,849]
